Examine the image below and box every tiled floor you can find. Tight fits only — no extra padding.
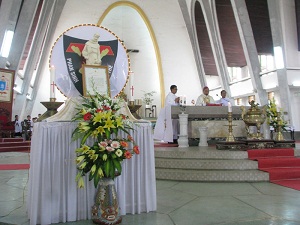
[1,152,300,225]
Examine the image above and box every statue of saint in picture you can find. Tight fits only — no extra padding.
[82,33,102,65]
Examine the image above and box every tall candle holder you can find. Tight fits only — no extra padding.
[225,112,235,142]
[275,111,284,141]
[38,97,64,122]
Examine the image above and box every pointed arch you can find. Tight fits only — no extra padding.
[97,1,165,106]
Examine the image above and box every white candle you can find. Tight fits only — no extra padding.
[129,71,134,101]
[228,102,232,112]
[50,66,56,98]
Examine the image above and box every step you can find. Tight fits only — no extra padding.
[155,158,258,170]
[248,148,294,159]
[155,148,248,160]
[0,138,24,142]
[155,168,269,182]
[263,168,300,181]
[258,157,300,169]
[0,141,31,147]
[0,146,30,152]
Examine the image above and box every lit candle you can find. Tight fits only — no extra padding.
[129,71,134,101]
[228,102,232,112]
[50,66,56,98]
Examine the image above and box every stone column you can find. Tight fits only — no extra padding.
[231,0,268,105]
[178,113,189,148]
[198,126,208,147]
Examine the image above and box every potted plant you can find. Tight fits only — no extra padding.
[72,90,140,224]
[142,91,156,108]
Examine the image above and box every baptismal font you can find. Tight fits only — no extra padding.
[240,100,267,140]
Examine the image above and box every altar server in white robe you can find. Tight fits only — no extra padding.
[216,90,233,106]
[195,86,215,106]
[154,85,180,143]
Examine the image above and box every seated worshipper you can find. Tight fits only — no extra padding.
[153,85,180,144]
[195,86,215,106]
[216,90,233,106]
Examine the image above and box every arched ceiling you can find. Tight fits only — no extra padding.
[245,0,273,55]
[194,1,218,76]
[215,0,246,68]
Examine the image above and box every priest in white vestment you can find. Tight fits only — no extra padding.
[153,85,180,143]
[195,86,215,106]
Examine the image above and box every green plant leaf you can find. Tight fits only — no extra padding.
[80,130,93,146]
[104,160,111,177]
[113,159,122,174]
[93,172,100,188]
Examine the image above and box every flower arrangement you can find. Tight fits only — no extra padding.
[142,91,156,105]
[266,98,287,131]
[72,92,140,188]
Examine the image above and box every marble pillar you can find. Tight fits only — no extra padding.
[198,126,208,147]
[178,113,189,148]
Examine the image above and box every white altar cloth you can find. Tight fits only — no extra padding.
[27,121,156,225]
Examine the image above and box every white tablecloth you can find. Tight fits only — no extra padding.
[27,121,156,225]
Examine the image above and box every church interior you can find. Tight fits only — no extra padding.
[1,0,300,224]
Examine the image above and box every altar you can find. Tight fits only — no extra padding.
[171,106,247,138]
[27,121,156,225]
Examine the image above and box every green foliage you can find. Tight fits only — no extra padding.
[266,98,287,131]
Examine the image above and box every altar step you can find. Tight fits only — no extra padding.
[155,147,269,182]
[0,138,31,152]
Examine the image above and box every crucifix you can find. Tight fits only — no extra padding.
[130,86,134,97]
[50,81,56,99]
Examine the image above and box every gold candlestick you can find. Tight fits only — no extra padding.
[275,111,284,141]
[226,112,235,142]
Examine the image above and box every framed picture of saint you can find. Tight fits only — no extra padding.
[0,68,14,103]
[82,65,110,97]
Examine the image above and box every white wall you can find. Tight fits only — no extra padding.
[32,0,201,117]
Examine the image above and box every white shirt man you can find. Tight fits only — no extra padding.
[14,115,22,137]
[153,85,180,143]
[216,90,233,106]
[195,86,215,106]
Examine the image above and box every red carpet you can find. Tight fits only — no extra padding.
[0,138,31,153]
[248,148,300,191]
[0,164,30,170]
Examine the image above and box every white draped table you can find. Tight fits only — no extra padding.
[27,121,157,225]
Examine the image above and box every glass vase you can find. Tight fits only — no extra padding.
[91,177,122,225]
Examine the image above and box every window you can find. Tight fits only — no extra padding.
[0,30,14,58]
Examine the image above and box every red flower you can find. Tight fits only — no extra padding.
[121,114,127,120]
[133,145,140,154]
[96,109,103,113]
[103,105,111,111]
[124,151,132,159]
[128,135,133,141]
[120,141,128,148]
[83,112,92,121]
